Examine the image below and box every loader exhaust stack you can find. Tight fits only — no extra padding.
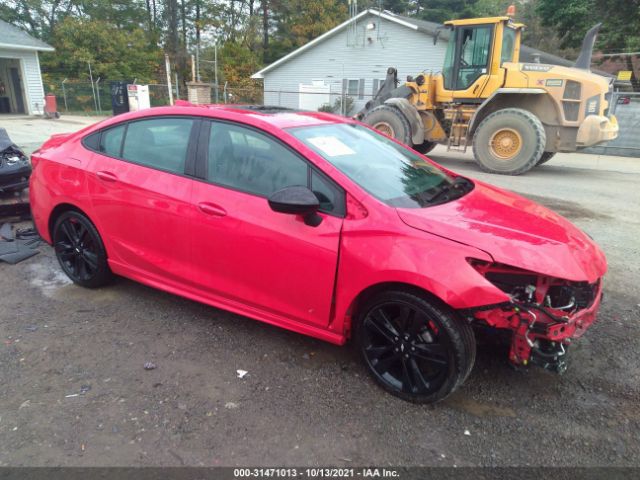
[574,23,602,71]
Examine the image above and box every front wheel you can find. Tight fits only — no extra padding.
[536,151,556,166]
[355,290,475,403]
[53,211,113,288]
[472,108,546,175]
[363,105,412,145]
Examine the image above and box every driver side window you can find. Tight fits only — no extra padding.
[456,25,492,90]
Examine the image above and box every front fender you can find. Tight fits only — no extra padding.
[384,98,425,145]
[331,215,510,336]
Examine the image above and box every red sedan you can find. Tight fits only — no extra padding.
[29,105,606,403]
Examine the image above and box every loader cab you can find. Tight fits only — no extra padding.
[441,17,523,99]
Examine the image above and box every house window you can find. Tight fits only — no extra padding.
[347,79,360,96]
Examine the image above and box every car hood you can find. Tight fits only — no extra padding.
[397,181,607,283]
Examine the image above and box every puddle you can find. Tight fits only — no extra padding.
[444,396,517,418]
[26,259,121,303]
[26,260,73,297]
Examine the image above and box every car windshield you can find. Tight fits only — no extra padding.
[289,123,470,208]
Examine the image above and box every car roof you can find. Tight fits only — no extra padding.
[96,104,351,131]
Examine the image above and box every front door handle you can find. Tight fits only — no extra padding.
[96,171,118,182]
[197,202,227,217]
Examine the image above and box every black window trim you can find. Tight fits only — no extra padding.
[452,23,495,92]
[198,118,346,218]
[81,115,203,179]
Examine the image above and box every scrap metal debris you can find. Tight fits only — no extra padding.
[143,362,157,370]
[0,222,41,264]
[0,128,31,195]
[0,128,31,221]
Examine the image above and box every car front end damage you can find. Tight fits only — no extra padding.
[463,260,603,373]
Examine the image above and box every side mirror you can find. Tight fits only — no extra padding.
[268,185,322,226]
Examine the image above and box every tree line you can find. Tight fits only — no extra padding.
[2,0,638,92]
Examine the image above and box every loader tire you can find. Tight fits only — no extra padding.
[363,105,412,146]
[413,141,437,155]
[536,151,556,166]
[472,108,546,175]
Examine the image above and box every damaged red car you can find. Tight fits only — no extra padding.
[29,105,606,403]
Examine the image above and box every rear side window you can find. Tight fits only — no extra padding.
[99,125,125,157]
[83,131,101,151]
[122,118,194,174]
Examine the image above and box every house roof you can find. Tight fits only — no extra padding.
[0,19,54,52]
[251,9,573,79]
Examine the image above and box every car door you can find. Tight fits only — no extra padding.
[85,116,198,286]
[190,120,345,328]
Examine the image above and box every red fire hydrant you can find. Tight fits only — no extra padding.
[44,94,60,119]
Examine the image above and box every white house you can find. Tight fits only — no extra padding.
[0,19,54,115]
[252,9,572,113]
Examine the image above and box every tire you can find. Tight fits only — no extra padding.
[536,151,556,166]
[355,290,475,403]
[472,108,546,175]
[53,211,113,288]
[363,105,412,146]
[413,141,437,155]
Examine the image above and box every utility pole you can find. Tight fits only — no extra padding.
[214,43,219,103]
[88,61,97,113]
[165,54,174,105]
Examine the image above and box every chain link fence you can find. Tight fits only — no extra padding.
[45,79,180,115]
[583,91,640,157]
[41,79,639,157]
[44,79,376,116]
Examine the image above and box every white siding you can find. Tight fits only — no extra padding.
[0,48,46,115]
[262,14,448,113]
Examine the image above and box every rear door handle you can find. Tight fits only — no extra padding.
[197,202,227,217]
[96,171,118,182]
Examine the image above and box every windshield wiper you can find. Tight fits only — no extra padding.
[426,176,473,204]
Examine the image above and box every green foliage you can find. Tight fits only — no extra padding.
[201,42,263,103]
[265,0,348,64]
[40,17,162,82]
[322,95,355,116]
[537,0,640,52]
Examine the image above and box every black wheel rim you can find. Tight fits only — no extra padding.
[54,217,99,281]
[362,301,450,396]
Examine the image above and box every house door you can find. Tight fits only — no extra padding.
[10,67,25,114]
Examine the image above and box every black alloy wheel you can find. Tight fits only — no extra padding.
[357,290,475,403]
[53,211,112,288]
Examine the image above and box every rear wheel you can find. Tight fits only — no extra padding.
[413,141,437,155]
[53,211,112,288]
[363,105,412,146]
[355,290,475,403]
[536,151,556,166]
[472,108,546,175]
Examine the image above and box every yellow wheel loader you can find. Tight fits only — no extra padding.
[356,12,619,175]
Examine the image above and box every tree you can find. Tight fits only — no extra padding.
[264,0,347,63]
[40,17,161,82]
[537,0,640,52]
[0,0,78,39]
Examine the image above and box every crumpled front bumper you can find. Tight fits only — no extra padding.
[469,279,603,371]
[576,114,618,147]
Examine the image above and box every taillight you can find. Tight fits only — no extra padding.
[30,154,41,169]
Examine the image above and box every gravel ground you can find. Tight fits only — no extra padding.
[0,118,639,467]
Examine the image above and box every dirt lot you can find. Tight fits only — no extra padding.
[0,117,639,467]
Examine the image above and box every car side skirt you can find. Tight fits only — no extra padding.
[108,259,347,346]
